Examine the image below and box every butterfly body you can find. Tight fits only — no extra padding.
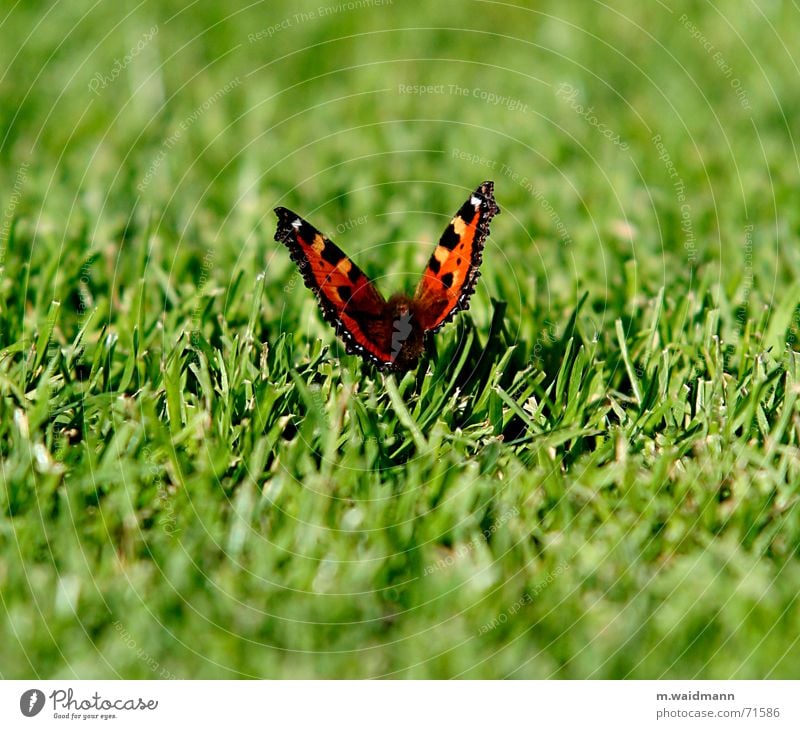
[274,181,499,371]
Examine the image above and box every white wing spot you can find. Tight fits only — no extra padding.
[291,218,302,229]
[470,195,481,206]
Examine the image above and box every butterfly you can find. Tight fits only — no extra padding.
[274,181,499,371]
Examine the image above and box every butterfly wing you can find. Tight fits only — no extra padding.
[412,181,500,332]
[274,207,396,367]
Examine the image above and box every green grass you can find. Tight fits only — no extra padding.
[2,1,800,678]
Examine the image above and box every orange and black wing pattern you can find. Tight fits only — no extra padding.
[274,207,396,367]
[411,181,500,332]
[275,181,499,371]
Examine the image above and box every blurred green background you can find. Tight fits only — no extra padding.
[1,1,799,678]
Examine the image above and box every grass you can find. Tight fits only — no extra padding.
[1,0,800,678]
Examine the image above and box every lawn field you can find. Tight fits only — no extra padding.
[2,1,800,679]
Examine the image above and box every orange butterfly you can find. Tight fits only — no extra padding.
[274,181,500,371]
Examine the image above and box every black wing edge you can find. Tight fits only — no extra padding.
[273,206,394,370]
[427,180,500,334]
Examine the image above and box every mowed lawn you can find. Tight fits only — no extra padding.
[1,1,800,678]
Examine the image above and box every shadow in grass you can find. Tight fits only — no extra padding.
[255,293,609,477]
